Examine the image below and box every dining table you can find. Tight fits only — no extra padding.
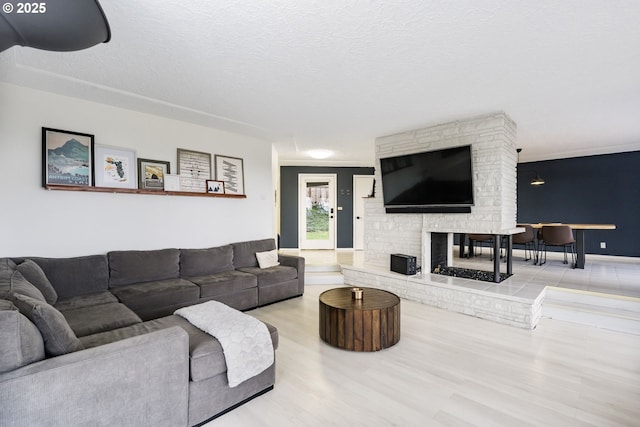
[524,223,617,269]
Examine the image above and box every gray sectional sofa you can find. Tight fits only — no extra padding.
[0,238,304,427]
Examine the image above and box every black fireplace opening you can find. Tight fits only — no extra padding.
[430,232,448,271]
[430,232,512,283]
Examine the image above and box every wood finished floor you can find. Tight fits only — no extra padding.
[206,285,640,426]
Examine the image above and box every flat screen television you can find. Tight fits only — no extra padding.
[379,145,474,213]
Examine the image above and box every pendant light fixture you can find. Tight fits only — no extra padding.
[530,173,545,186]
[516,148,545,186]
[0,0,110,52]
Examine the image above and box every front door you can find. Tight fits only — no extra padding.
[298,174,337,249]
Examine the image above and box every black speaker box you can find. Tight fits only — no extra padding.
[390,253,417,275]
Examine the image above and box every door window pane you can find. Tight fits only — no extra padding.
[306,182,329,240]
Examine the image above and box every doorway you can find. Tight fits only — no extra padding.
[298,174,337,249]
[353,175,374,250]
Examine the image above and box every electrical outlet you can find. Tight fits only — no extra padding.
[600,242,606,249]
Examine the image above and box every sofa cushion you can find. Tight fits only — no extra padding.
[108,249,180,287]
[21,255,109,299]
[16,259,58,304]
[109,278,200,312]
[238,265,298,287]
[256,279,300,306]
[255,249,280,269]
[232,239,276,269]
[54,291,119,312]
[0,299,45,373]
[79,315,278,382]
[202,288,258,312]
[61,302,142,337]
[187,270,257,298]
[12,293,84,356]
[180,245,235,277]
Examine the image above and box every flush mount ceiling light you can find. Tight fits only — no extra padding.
[307,149,333,159]
[0,0,110,52]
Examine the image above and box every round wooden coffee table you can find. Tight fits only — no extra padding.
[319,287,400,352]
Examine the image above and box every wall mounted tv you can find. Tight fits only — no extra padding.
[379,145,474,213]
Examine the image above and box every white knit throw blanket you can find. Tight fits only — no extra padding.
[175,301,274,387]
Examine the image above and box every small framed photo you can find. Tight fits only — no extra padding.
[206,180,225,194]
[94,145,137,189]
[215,155,245,195]
[137,158,170,190]
[42,127,94,187]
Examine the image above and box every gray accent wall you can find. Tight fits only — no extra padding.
[517,150,640,257]
[280,166,375,248]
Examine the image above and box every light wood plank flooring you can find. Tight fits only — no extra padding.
[206,285,640,426]
[281,249,640,299]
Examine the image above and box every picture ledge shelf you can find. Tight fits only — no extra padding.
[44,184,246,199]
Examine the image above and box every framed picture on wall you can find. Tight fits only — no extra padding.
[42,127,95,187]
[215,155,245,195]
[94,145,137,189]
[164,174,181,191]
[206,180,225,194]
[137,158,170,190]
[177,148,211,192]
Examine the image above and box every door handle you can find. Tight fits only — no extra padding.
[356,216,361,219]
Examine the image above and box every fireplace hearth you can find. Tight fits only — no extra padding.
[433,265,512,283]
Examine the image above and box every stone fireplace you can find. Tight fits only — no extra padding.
[364,111,519,273]
[342,112,543,330]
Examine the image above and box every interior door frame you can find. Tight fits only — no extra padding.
[353,175,374,250]
[298,173,337,249]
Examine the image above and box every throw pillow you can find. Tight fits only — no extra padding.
[0,258,17,294]
[0,299,45,373]
[6,270,46,302]
[17,259,58,305]
[12,293,83,356]
[1,257,16,280]
[255,249,280,269]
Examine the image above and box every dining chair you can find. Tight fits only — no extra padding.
[512,224,536,261]
[467,234,496,260]
[537,225,576,267]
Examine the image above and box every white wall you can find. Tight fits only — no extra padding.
[0,83,275,257]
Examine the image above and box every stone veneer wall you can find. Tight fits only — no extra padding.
[365,112,518,268]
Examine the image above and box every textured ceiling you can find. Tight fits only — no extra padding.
[1,0,639,165]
